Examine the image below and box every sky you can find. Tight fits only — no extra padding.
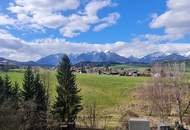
[0,0,190,61]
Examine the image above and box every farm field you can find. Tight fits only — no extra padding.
[0,69,149,111]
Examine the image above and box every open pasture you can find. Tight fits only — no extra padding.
[0,70,148,110]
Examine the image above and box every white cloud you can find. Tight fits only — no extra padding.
[0,14,16,26]
[93,13,120,32]
[32,13,67,29]
[0,29,26,50]
[60,0,119,37]
[1,0,190,61]
[7,0,80,30]
[59,14,91,37]
[5,0,120,37]
[150,0,190,39]
[1,30,190,61]
[139,34,183,43]
[0,30,40,61]
[8,0,80,13]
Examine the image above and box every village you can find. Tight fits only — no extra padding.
[0,59,179,79]
[71,65,151,77]
[71,64,177,78]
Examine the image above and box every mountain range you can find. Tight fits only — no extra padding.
[37,51,128,66]
[36,51,189,66]
[0,51,190,67]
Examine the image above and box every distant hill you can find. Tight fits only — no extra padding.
[0,57,19,65]
[0,57,38,67]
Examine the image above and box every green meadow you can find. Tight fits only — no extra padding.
[0,70,148,111]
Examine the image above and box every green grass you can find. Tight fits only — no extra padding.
[0,70,148,111]
[77,74,147,108]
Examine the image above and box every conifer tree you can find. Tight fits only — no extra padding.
[3,74,12,100]
[0,75,20,106]
[11,82,22,110]
[0,76,4,86]
[34,73,47,111]
[22,66,36,130]
[0,76,5,105]
[33,73,48,129]
[0,75,21,108]
[22,66,35,101]
[0,77,23,130]
[54,54,82,127]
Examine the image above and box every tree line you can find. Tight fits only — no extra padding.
[0,54,82,130]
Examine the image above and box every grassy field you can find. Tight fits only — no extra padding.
[0,70,149,111]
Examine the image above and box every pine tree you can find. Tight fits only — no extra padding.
[0,76,4,86]
[0,77,23,130]
[0,75,19,104]
[34,73,47,111]
[3,74,12,100]
[0,76,5,105]
[11,82,22,110]
[54,54,82,127]
[22,66,35,101]
[0,75,20,108]
[33,73,48,129]
[22,66,36,130]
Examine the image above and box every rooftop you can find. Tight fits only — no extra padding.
[129,118,149,122]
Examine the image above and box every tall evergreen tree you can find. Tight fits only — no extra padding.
[3,74,12,100]
[22,66,36,130]
[11,82,22,110]
[0,76,5,105]
[34,73,47,111]
[0,77,23,130]
[33,73,48,129]
[0,76,4,87]
[0,75,21,106]
[22,66,35,101]
[0,75,21,108]
[54,54,82,127]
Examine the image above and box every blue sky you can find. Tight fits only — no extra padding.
[0,0,190,61]
[0,0,167,43]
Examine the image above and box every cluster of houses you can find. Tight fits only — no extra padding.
[72,66,152,77]
[0,60,177,79]
[71,64,180,78]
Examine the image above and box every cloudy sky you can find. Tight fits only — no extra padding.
[0,0,190,61]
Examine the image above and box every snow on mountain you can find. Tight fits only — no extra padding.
[2,51,190,67]
[36,51,129,66]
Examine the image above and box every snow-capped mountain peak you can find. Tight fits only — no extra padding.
[147,52,166,58]
[35,51,190,66]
